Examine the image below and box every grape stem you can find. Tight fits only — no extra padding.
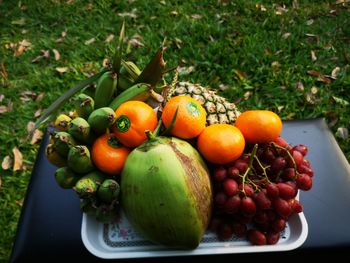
[271,142,297,172]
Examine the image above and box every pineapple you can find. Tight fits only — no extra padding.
[174,81,241,125]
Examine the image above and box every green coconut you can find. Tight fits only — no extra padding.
[121,134,213,249]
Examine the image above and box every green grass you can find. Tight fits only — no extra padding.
[0,0,349,261]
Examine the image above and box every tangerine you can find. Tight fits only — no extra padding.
[161,96,206,139]
[113,101,158,148]
[197,124,245,165]
[91,133,130,175]
[235,110,282,143]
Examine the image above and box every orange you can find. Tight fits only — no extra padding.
[161,96,206,139]
[112,101,158,148]
[197,124,245,165]
[235,110,282,144]
[91,133,130,175]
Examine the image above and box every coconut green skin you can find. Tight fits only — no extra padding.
[121,136,213,249]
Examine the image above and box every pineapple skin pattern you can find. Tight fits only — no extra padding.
[174,82,241,125]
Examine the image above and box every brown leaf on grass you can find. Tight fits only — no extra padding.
[34,107,43,118]
[0,106,8,113]
[282,32,291,39]
[331,67,341,79]
[2,156,12,170]
[11,17,26,25]
[0,95,4,102]
[0,102,13,113]
[52,49,60,61]
[275,5,288,15]
[56,30,67,43]
[117,9,138,19]
[14,39,32,57]
[191,14,202,19]
[12,147,23,171]
[311,50,317,61]
[20,91,36,102]
[26,121,35,132]
[233,69,246,81]
[174,38,182,49]
[105,34,115,43]
[1,63,8,81]
[55,67,68,73]
[296,81,304,91]
[129,34,144,48]
[30,129,43,145]
[32,49,50,63]
[256,3,267,11]
[306,19,314,26]
[336,127,349,139]
[307,70,332,84]
[35,92,45,102]
[84,38,95,45]
[170,10,178,16]
[285,112,296,120]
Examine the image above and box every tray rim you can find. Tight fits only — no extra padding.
[81,209,308,259]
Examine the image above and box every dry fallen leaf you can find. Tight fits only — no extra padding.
[282,32,291,39]
[117,9,138,18]
[30,129,43,145]
[34,107,43,118]
[0,102,13,113]
[52,49,60,61]
[306,19,314,26]
[1,62,8,81]
[296,81,304,91]
[32,49,50,63]
[0,95,4,102]
[170,10,178,16]
[11,17,26,25]
[2,155,11,170]
[191,14,202,19]
[331,67,341,79]
[85,38,96,45]
[105,34,115,43]
[293,0,299,9]
[336,127,349,139]
[307,70,332,84]
[12,147,23,171]
[35,92,45,102]
[311,50,317,61]
[56,67,68,73]
[0,105,8,113]
[20,91,37,102]
[26,121,35,133]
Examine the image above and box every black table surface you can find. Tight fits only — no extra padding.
[10,118,350,262]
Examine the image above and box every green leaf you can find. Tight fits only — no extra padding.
[113,21,125,75]
[162,106,179,136]
[135,46,165,87]
[31,69,108,134]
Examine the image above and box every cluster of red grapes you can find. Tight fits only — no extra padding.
[209,137,313,245]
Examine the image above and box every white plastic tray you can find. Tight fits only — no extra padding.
[81,208,308,259]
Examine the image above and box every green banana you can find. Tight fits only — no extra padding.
[68,117,95,144]
[87,107,116,134]
[109,83,151,111]
[74,170,105,198]
[94,71,117,109]
[52,131,76,157]
[75,93,94,119]
[54,114,72,132]
[45,143,67,167]
[55,167,80,189]
[67,145,94,174]
[97,179,120,203]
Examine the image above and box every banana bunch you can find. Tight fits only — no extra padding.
[45,59,163,223]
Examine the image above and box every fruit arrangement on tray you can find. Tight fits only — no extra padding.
[37,24,314,249]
